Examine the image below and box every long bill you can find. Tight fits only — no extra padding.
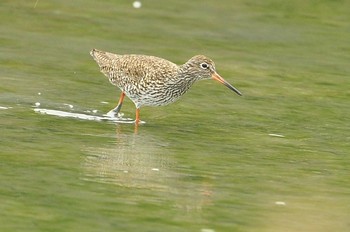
[212,72,242,96]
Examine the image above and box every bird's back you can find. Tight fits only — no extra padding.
[90,49,178,85]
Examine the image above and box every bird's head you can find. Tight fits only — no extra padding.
[182,55,242,96]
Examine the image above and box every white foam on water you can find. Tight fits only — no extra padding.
[34,108,140,124]
[0,106,10,110]
[201,229,215,232]
[133,1,142,8]
[275,201,286,206]
[63,103,74,109]
[269,133,285,138]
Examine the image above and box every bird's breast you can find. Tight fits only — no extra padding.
[121,77,194,108]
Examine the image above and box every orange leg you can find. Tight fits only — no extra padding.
[134,108,141,133]
[110,92,125,115]
[135,108,140,124]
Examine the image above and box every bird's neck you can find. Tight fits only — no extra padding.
[166,68,198,95]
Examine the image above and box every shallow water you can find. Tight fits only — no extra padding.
[1,100,349,231]
[1,1,350,231]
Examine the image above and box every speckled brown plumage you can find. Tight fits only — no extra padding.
[90,48,241,123]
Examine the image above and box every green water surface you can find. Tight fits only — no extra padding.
[1,1,349,231]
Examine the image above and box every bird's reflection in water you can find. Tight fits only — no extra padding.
[82,125,174,190]
[82,125,213,212]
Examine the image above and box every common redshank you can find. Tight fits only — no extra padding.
[90,49,242,124]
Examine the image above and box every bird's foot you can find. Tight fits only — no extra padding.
[133,118,146,125]
[105,109,123,118]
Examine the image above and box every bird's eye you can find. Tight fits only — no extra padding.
[200,63,209,69]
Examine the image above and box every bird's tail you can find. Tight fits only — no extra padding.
[90,49,113,67]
